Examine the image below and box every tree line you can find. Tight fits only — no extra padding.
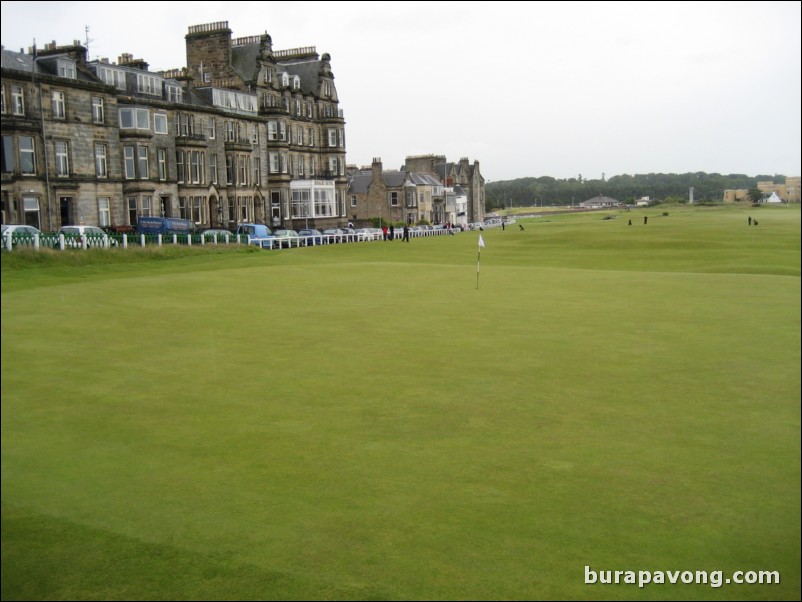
[485,172,788,209]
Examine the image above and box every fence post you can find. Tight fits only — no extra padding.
[123,233,128,249]
[34,233,40,250]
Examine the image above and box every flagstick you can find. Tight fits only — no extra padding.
[476,247,481,289]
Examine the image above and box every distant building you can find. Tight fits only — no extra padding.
[578,195,621,208]
[346,155,484,226]
[724,177,800,203]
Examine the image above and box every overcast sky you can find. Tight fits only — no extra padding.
[2,0,800,182]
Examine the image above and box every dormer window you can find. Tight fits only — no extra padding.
[323,81,331,97]
[263,67,273,83]
[293,75,300,91]
[57,59,76,79]
[281,72,289,87]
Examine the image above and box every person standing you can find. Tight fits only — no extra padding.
[402,224,410,242]
[382,225,388,241]
[389,224,395,240]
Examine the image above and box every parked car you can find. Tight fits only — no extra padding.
[56,225,117,248]
[298,228,324,246]
[355,227,382,241]
[201,228,236,242]
[236,223,276,249]
[273,229,302,248]
[2,224,44,248]
[321,228,345,243]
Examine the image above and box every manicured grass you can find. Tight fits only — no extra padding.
[2,204,800,600]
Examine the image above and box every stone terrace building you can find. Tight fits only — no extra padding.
[1,21,348,231]
[347,155,485,227]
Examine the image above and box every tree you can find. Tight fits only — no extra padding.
[748,188,763,203]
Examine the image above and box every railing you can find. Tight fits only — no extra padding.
[2,225,462,252]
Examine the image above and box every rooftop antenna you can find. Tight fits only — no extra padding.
[84,25,94,54]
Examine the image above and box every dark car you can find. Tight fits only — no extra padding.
[297,228,323,246]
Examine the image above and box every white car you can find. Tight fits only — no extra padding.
[56,225,117,248]
[1,224,44,248]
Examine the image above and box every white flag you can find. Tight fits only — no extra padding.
[478,235,485,248]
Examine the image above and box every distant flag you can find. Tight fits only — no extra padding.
[476,235,485,289]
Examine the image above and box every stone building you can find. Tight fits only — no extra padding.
[346,155,484,227]
[1,20,348,231]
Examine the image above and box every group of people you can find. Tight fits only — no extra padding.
[381,224,411,242]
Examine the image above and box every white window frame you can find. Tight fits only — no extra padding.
[57,59,76,79]
[154,113,168,134]
[119,108,150,130]
[20,136,36,174]
[11,85,25,115]
[52,91,65,119]
[92,97,104,123]
[124,145,136,179]
[55,140,69,177]
[95,143,109,178]
[157,149,167,181]
[98,197,110,227]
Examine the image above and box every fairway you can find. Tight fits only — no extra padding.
[2,205,800,600]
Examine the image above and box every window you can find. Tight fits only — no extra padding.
[20,136,36,174]
[55,141,69,177]
[237,155,248,185]
[98,198,110,227]
[92,97,104,123]
[328,129,337,148]
[178,197,187,219]
[350,195,357,207]
[390,191,398,206]
[136,73,162,96]
[307,128,315,147]
[295,99,301,115]
[225,155,234,185]
[291,188,310,218]
[11,86,24,115]
[95,144,107,177]
[124,145,136,179]
[268,152,279,174]
[306,101,313,118]
[52,91,65,119]
[2,136,15,173]
[24,196,40,228]
[165,84,182,103]
[253,157,261,186]
[293,75,300,90]
[207,118,215,140]
[98,66,126,90]
[57,59,76,79]
[323,81,331,97]
[281,72,289,87]
[192,197,202,224]
[141,196,152,217]
[119,108,150,130]
[268,121,278,141]
[298,156,305,177]
[190,151,203,184]
[127,197,137,225]
[138,146,149,179]
[314,187,335,217]
[154,113,168,134]
[1,85,5,114]
[157,149,167,181]
[176,150,185,183]
[210,154,218,185]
